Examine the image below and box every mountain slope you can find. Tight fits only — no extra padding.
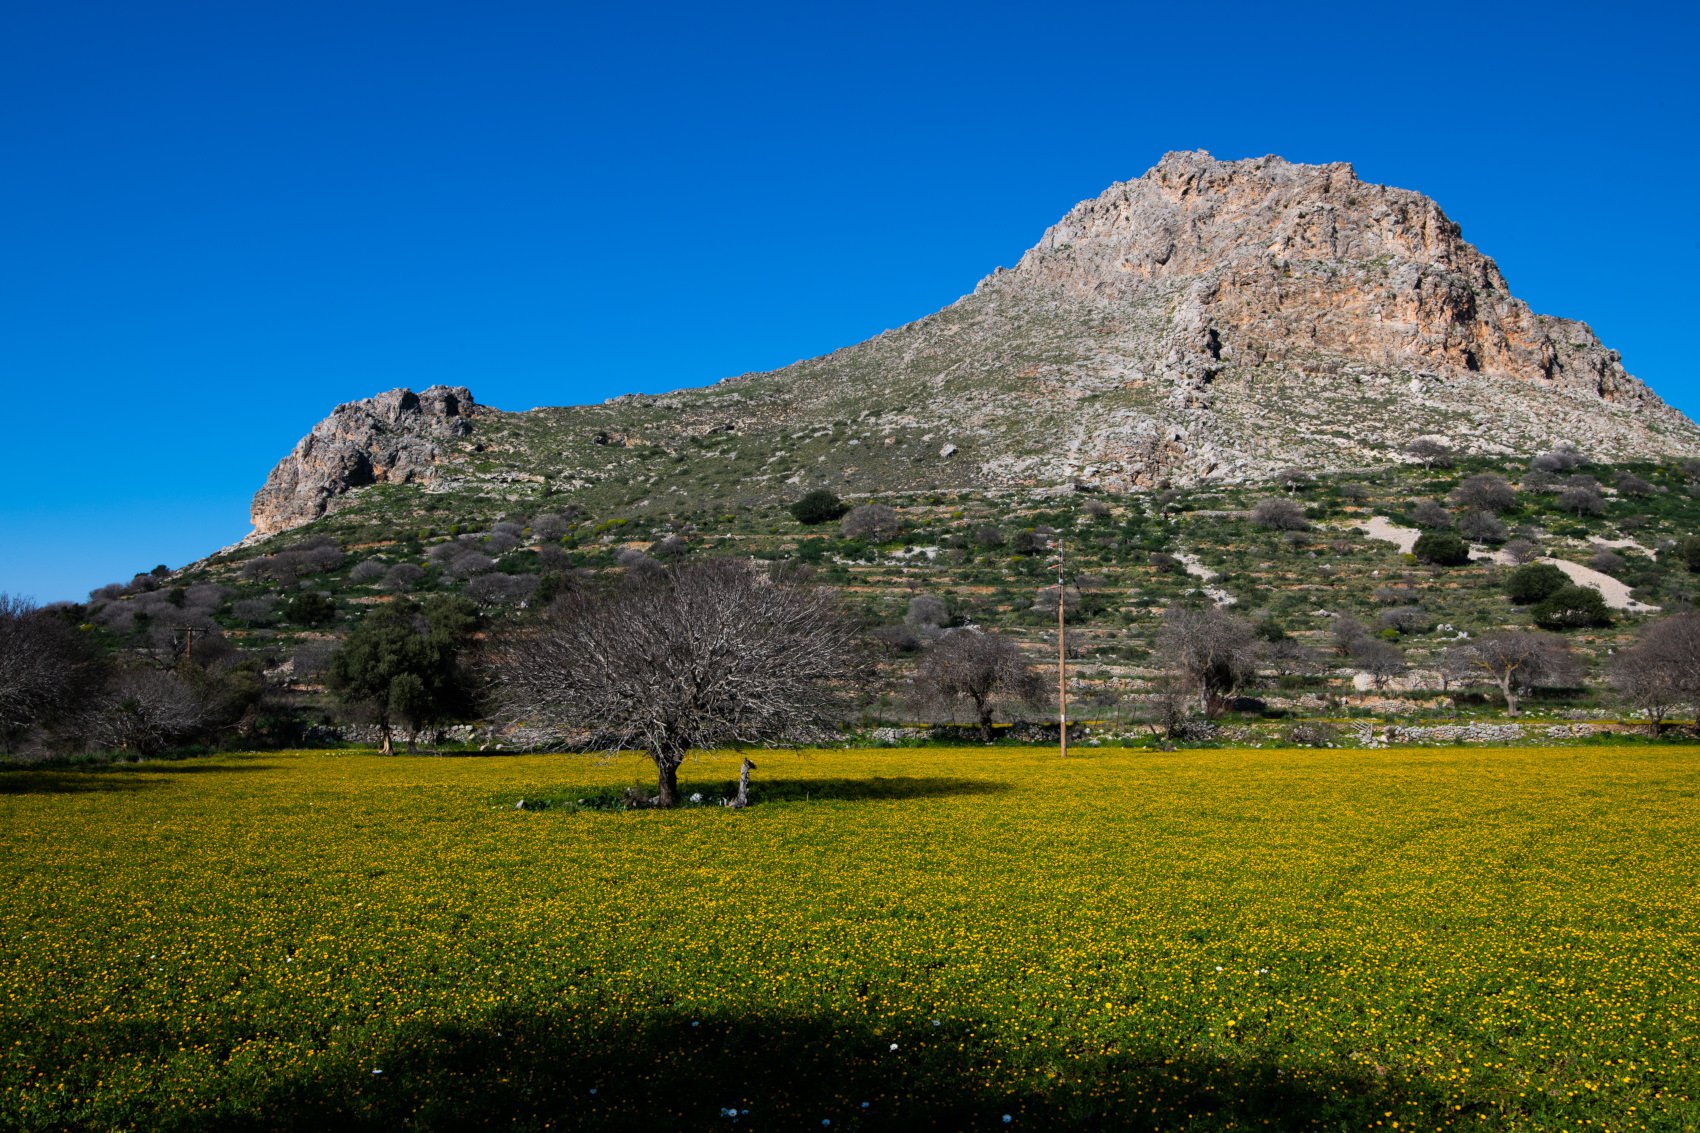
[252,152,1700,536]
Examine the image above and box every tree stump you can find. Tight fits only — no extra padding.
[728,757,756,809]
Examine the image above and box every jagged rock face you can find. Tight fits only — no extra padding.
[1006,151,1646,408]
[250,386,478,534]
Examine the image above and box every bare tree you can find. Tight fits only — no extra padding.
[1155,604,1261,717]
[1353,639,1407,690]
[1444,631,1578,716]
[1502,537,1541,564]
[905,594,950,630]
[382,563,426,591]
[909,628,1045,742]
[1410,499,1452,529]
[1250,498,1309,531]
[842,503,901,541]
[490,559,861,806]
[1457,510,1508,543]
[0,595,99,747]
[1613,613,1700,733]
[83,669,210,755]
[1451,473,1517,514]
[1531,445,1586,473]
[1557,478,1605,517]
[1405,438,1455,469]
[532,513,572,542]
[1616,472,1656,498]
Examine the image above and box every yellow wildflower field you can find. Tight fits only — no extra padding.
[1,744,1696,1130]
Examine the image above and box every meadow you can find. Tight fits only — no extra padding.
[1,744,1696,1131]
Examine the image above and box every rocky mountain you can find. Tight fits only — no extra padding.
[251,152,1700,536]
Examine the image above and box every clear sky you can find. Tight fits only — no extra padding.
[2,0,1696,603]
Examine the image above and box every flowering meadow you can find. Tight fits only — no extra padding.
[1,744,1697,1130]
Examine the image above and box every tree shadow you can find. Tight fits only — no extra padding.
[0,760,276,795]
[730,776,1011,804]
[39,1005,1478,1131]
[525,776,1012,811]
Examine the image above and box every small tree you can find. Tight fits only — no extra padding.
[1452,473,1517,514]
[1612,640,1683,734]
[1413,531,1471,566]
[327,597,479,755]
[1680,535,1700,573]
[1457,510,1508,543]
[841,503,901,541]
[490,560,861,805]
[1353,638,1407,690]
[1532,585,1611,630]
[1155,604,1260,717]
[1405,438,1455,470]
[1613,613,1700,731]
[285,591,337,626]
[1410,499,1453,530]
[0,595,101,749]
[1505,562,1568,604]
[789,490,848,526]
[1250,498,1308,531]
[1445,631,1577,716]
[84,668,209,755]
[909,628,1045,742]
[1557,482,1605,517]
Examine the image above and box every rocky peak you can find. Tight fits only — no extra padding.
[994,151,1643,408]
[250,385,479,535]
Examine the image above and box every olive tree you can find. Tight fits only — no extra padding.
[1155,604,1261,717]
[327,597,480,754]
[1444,631,1578,716]
[490,559,861,806]
[909,628,1046,742]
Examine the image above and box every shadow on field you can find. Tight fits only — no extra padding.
[736,776,1011,804]
[43,1007,1470,1131]
[0,761,275,795]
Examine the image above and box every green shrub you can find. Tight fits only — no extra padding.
[1682,535,1700,573]
[789,490,848,526]
[1532,585,1611,630]
[285,592,337,627]
[1413,531,1470,566]
[1505,562,1569,604]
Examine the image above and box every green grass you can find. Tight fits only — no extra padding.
[3,745,1698,1130]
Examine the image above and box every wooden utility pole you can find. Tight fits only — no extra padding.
[1053,537,1067,758]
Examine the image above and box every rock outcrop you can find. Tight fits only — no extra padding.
[250,386,478,534]
[1007,151,1650,409]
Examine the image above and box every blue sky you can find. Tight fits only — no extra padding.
[2,0,1696,603]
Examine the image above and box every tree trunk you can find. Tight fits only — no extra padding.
[655,757,680,808]
[976,701,994,743]
[1500,680,1518,717]
[378,720,394,756]
[728,757,756,808]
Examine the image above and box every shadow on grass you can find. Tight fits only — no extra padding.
[735,776,1011,804]
[35,1006,1478,1131]
[520,776,1012,811]
[0,760,276,795]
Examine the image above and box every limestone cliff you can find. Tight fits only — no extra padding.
[250,386,479,535]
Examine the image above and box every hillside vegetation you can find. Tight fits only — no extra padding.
[25,444,1696,758]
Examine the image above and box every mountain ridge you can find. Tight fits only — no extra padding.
[250,152,1700,537]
